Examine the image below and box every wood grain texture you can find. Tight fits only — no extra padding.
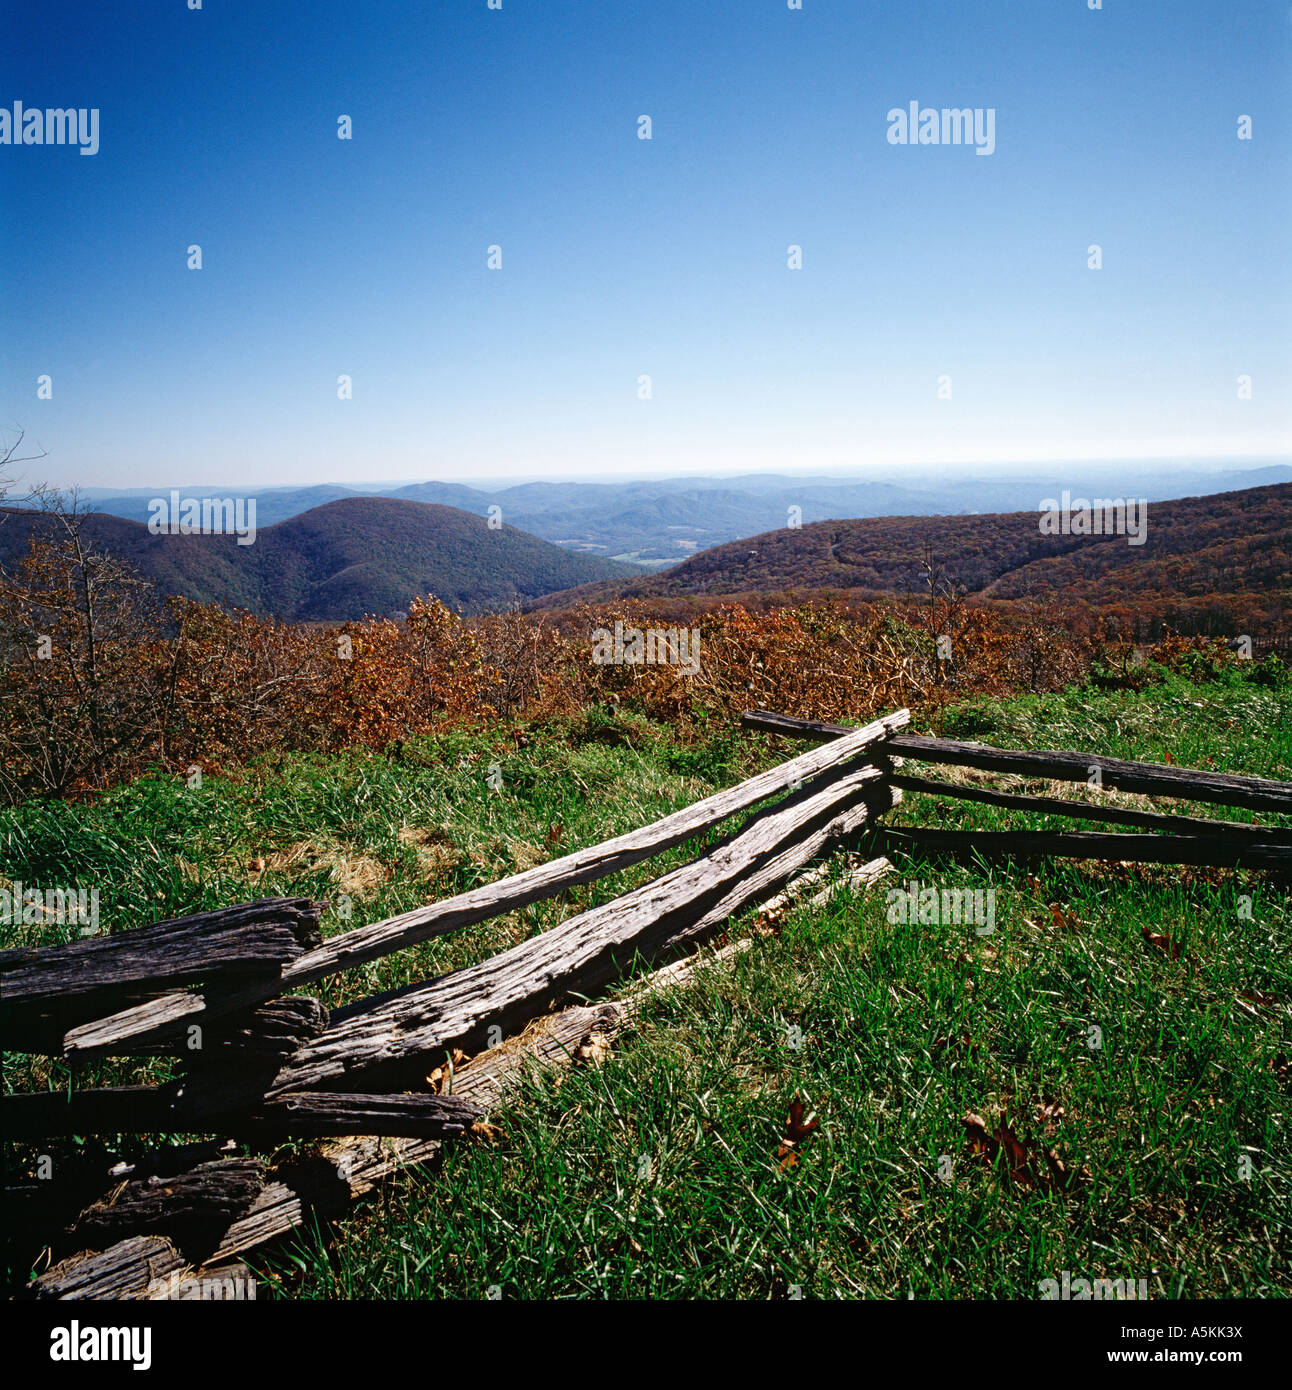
[63,709,910,1058]
[71,1159,265,1246]
[0,898,322,1004]
[4,899,323,1055]
[269,758,893,1093]
[31,837,898,1299]
[3,1083,480,1141]
[30,1236,187,1301]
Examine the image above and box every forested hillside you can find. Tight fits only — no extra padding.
[535,484,1291,636]
[0,498,639,620]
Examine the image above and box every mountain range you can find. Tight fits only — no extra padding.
[3,478,1288,633]
[50,463,1292,568]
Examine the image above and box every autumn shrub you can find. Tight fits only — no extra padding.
[2,522,1260,803]
[1087,630,1263,692]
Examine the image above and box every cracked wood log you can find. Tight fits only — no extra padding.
[30,837,900,1301]
[194,995,331,1058]
[1,899,323,1054]
[31,936,753,1299]
[169,995,332,1114]
[2,1085,480,1142]
[741,708,1292,815]
[73,1159,266,1247]
[876,827,1292,870]
[65,708,910,1058]
[888,773,1292,844]
[269,758,896,1094]
[28,1235,186,1301]
[237,1091,482,1140]
[604,784,899,971]
[15,1160,265,1298]
[0,898,323,1003]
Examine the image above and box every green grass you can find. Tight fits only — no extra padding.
[3,670,1290,1297]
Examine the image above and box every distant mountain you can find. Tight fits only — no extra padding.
[530,484,1292,635]
[54,463,1292,568]
[0,497,640,621]
[61,484,363,529]
[385,477,965,562]
[385,481,501,514]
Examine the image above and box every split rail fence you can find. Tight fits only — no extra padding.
[3,705,1289,1299]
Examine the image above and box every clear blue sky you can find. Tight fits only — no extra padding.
[2,0,1289,489]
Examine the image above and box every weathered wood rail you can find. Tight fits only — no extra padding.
[741,707,1292,869]
[62,711,908,1059]
[0,899,323,1055]
[741,709,1292,815]
[5,702,1288,1299]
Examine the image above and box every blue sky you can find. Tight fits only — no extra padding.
[2,0,1289,489]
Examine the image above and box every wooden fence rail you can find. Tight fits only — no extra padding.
[740,709,1292,814]
[62,710,910,1060]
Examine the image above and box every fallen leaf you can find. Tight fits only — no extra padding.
[1035,1096,1066,1132]
[546,823,564,845]
[785,1094,820,1142]
[962,1110,993,1157]
[1048,903,1081,933]
[425,1047,470,1093]
[961,1108,1085,1194]
[1141,927,1182,960]
[470,1120,504,1143]
[775,1092,822,1170]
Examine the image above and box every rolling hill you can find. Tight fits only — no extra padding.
[0,497,639,621]
[54,463,1292,568]
[531,483,1292,635]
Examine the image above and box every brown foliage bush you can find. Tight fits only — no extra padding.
[0,526,1256,802]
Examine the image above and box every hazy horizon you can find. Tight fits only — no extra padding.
[7,454,1292,499]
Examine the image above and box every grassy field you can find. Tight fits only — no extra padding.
[3,664,1289,1298]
